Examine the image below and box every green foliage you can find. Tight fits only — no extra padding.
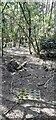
[40,38,56,51]
[19,88,26,101]
[1,1,55,55]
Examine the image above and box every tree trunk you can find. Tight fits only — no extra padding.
[28,9,32,54]
[2,3,7,56]
[34,26,40,54]
[54,1,56,38]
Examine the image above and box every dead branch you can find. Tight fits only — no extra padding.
[44,74,54,88]
[17,61,27,70]
[3,103,18,116]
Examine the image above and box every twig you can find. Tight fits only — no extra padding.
[38,71,54,87]
[44,73,54,88]
[3,102,18,116]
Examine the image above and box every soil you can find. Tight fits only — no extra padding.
[0,46,56,120]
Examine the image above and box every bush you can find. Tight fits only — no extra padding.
[39,38,56,58]
[40,38,56,51]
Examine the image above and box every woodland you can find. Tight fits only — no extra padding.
[0,1,56,120]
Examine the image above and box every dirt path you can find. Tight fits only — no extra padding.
[0,46,56,120]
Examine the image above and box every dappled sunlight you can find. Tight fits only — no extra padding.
[1,0,56,119]
[22,103,32,108]
[41,108,56,116]
[30,107,40,113]
[0,104,8,113]
[26,114,34,119]
[15,50,28,55]
[4,47,56,68]
[2,46,56,119]
[6,109,24,119]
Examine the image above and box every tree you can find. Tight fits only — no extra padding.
[2,3,7,56]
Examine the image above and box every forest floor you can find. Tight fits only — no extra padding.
[0,46,56,120]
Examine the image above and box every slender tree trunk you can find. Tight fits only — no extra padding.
[19,2,32,54]
[34,26,40,54]
[54,1,56,38]
[28,9,32,54]
[42,1,45,34]
[2,13,6,56]
[19,2,29,25]
[18,7,22,48]
[2,3,7,56]
[46,0,49,15]
[2,15,3,57]
[47,2,54,36]
[48,2,54,26]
